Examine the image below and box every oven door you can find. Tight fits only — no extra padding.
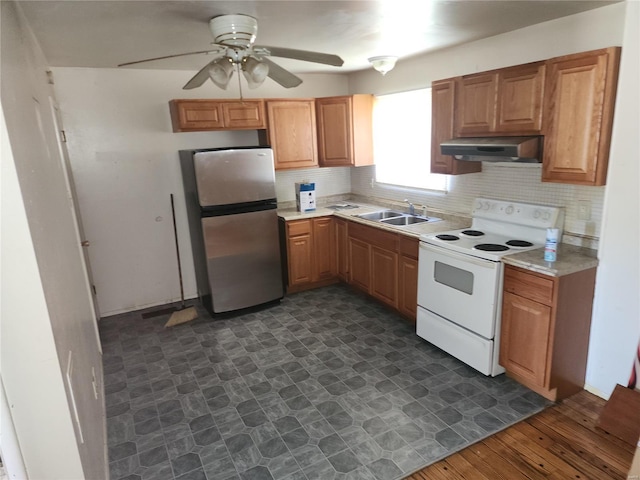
[417,242,502,339]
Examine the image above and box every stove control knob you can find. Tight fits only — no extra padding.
[483,201,491,210]
[534,209,541,219]
[505,205,514,215]
[475,200,483,211]
[542,211,551,220]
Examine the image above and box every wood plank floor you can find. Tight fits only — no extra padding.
[405,390,635,480]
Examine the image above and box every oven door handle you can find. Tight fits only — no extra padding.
[419,242,498,268]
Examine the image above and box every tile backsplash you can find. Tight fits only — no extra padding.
[351,163,604,248]
[275,162,604,248]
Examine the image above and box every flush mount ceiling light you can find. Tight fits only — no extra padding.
[368,56,398,75]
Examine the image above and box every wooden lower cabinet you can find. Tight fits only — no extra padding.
[348,237,371,292]
[283,217,337,293]
[283,216,419,321]
[371,246,398,307]
[347,221,419,316]
[499,264,597,401]
[335,218,349,281]
[398,236,420,322]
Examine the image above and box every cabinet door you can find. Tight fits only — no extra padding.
[496,62,545,133]
[542,47,620,185]
[500,291,552,387]
[312,217,336,280]
[349,237,370,292]
[287,233,313,286]
[456,73,498,135]
[170,100,224,131]
[431,79,481,175]
[371,246,398,308]
[398,255,418,321]
[222,100,265,129]
[316,95,374,168]
[317,97,353,167]
[335,218,349,281]
[266,100,318,170]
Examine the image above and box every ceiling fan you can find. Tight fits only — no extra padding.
[118,14,344,90]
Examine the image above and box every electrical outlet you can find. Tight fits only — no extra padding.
[578,200,591,220]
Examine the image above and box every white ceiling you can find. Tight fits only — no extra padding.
[17,0,619,75]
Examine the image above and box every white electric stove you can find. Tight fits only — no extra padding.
[417,198,564,376]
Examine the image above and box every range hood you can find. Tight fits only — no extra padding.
[440,136,541,162]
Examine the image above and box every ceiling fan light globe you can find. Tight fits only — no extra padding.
[368,56,398,75]
[208,58,234,89]
[242,57,269,89]
[209,14,258,48]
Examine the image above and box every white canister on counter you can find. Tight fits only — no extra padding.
[544,228,559,262]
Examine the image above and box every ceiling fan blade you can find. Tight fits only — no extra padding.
[255,46,344,67]
[183,57,225,90]
[261,58,302,88]
[118,48,224,67]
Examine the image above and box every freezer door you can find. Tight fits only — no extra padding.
[194,148,276,207]
[201,208,283,313]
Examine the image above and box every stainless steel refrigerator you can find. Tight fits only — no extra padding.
[179,147,283,314]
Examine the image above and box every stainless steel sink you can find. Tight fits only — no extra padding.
[356,209,441,227]
[356,210,405,220]
[380,215,430,225]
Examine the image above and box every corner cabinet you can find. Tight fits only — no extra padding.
[542,47,621,186]
[499,265,597,401]
[316,95,374,167]
[282,217,338,293]
[169,99,265,131]
[260,99,318,170]
[431,79,481,175]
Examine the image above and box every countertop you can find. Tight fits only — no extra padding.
[278,203,598,276]
[277,203,471,239]
[502,244,598,277]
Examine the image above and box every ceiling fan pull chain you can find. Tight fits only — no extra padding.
[237,63,244,101]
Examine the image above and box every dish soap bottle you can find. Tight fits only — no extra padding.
[544,228,559,262]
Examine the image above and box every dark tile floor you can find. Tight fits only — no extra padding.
[101,284,550,480]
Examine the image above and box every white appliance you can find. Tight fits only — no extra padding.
[417,198,564,376]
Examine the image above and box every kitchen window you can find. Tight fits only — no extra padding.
[373,88,448,192]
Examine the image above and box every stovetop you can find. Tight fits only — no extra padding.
[421,198,564,261]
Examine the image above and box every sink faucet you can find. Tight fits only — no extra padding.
[404,199,415,215]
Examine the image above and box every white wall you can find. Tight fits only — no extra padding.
[587,1,640,397]
[350,1,638,398]
[51,68,349,316]
[0,2,106,478]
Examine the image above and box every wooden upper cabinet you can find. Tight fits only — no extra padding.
[457,62,545,136]
[169,99,265,132]
[496,62,545,133]
[456,73,498,135]
[316,95,374,167]
[542,47,620,186]
[431,79,481,175]
[262,99,318,170]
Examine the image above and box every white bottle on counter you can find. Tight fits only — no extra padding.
[544,228,559,262]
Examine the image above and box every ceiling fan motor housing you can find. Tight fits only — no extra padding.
[209,14,258,48]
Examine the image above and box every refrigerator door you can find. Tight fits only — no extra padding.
[194,148,276,207]
[202,208,283,313]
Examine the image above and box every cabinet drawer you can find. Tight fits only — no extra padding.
[504,266,555,306]
[287,219,311,237]
[399,235,419,259]
[349,222,397,251]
